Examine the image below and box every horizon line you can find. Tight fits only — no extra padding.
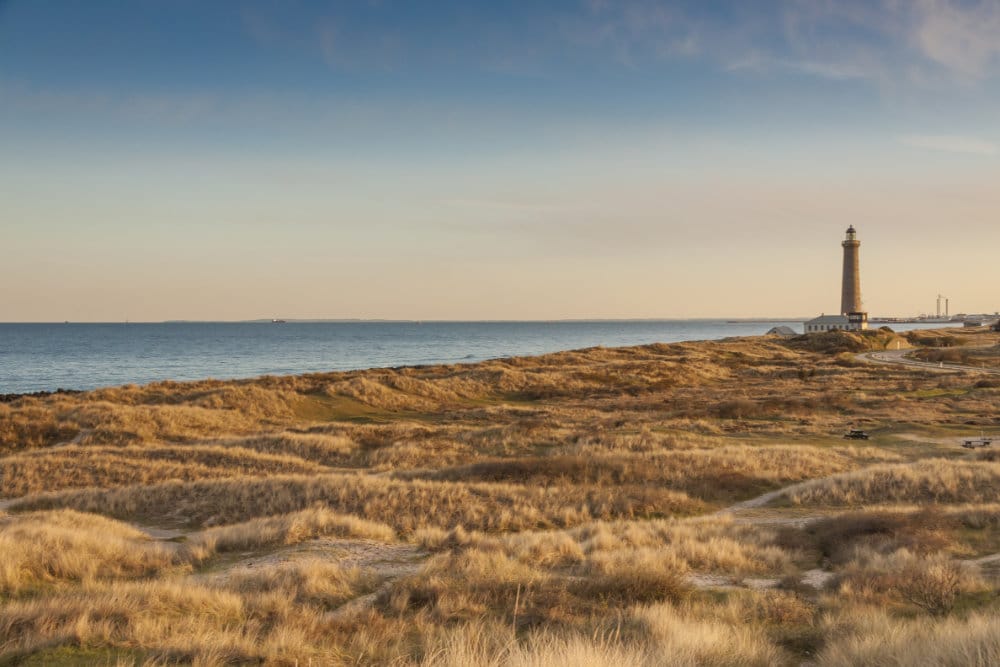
[1,315,979,325]
[1,317,815,325]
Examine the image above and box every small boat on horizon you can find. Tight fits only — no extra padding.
[271,319,287,324]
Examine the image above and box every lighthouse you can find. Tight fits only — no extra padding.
[803,227,869,333]
[841,226,862,315]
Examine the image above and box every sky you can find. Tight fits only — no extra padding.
[2,0,999,321]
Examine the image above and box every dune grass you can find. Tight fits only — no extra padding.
[406,445,902,504]
[190,506,397,553]
[11,472,704,533]
[0,510,192,595]
[784,460,1000,506]
[0,444,325,496]
[1,330,999,664]
[816,608,1000,666]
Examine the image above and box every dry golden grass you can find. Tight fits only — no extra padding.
[914,345,1000,370]
[817,608,1000,666]
[0,444,323,496]
[397,516,799,658]
[0,401,78,454]
[12,473,703,533]
[0,510,189,594]
[628,602,788,666]
[215,431,359,466]
[217,557,377,610]
[416,516,796,577]
[2,331,999,664]
[786,460,1000,506]
[414,609,784,667]
[0,579,320,664]
[805,507,959,564]
[409,588,806,666]
[190,506,397,553]
[416,625,653,667]
[407,445,901,503]
[833,548,984,613]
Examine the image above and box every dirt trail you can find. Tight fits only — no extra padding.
[702,470,1000,593]
[203,538,426,584]
[196,537,428,621]
[717,488,793,514]
[967,552,1000,567]
[714,476,823,522]
[136,525,189,540]
[687,569,832,592]
[696,476,851,592]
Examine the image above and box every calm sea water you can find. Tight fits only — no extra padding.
[0,320,951,394]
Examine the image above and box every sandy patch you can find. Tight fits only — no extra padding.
[207,538,426,583]
[801,569,834,589]
[893,432,970,446]
[687,573,735,589]
[135,525,189,540]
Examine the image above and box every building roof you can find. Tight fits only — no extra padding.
[805,314,849,325]
[766,326,797,336]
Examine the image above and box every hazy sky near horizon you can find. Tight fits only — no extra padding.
[2,1,999,321]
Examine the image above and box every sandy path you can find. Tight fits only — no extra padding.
[197,537,428,621]
[703,469,1000,593]
[714,476,822,521]
[696,474,858,592]
[687,569,832,591]
[203,538,426,583]
[967,552,1000,567]
[717,488,794,514]
[136,525,190,540]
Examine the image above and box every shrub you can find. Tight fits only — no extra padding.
[898,557,964,616]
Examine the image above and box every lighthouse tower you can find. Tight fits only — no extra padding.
[840,226,868,330]
[803,227,869,333]
[841,225,862,315]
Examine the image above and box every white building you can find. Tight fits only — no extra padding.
[805,312,869,333]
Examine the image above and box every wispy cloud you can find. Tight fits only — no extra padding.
[729,0,1000,87]
[726,53,873,81]
[898,134,997,155]
[236,1,1000,86]
[557,1,699,67]
[912,0,1000,78]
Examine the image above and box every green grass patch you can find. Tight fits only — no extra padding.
[294,394,395,422]
[9,646,148,667]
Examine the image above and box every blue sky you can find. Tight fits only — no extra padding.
[2,1,999,320]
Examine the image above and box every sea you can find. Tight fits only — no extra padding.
[0,320,953,395]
